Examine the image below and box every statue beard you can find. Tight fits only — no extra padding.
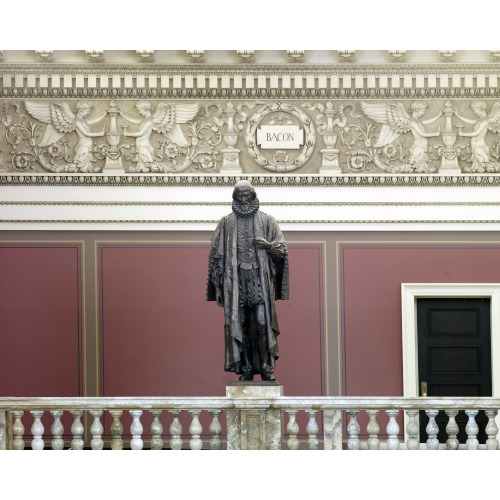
[240,201,251,213]
[232,197,260,218]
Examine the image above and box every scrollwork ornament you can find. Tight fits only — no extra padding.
[245,102,315,172]
[346,151,370,173]
[191,151,219,172]
[11,151,35,172]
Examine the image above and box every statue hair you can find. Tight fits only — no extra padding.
[410,101,427,112]
[472,100,487,112]
[136,100,153,112]
[232,180,256,200]
[76,100,92,111]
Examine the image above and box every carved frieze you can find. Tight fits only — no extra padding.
[187,51,205,63]
[35,51,53,63]
[287,51,305,63]
[86,51,104,63]
[137,51,155,63]
[2,98,500,180]
[440,50,457,62]
[490,51,500,62]
[338,51,355,63]
[389,50,406,63]
[237,51,255,64]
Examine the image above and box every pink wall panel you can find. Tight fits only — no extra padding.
[0,244,82,397]
[99,243,324,398]
[340,244,500,398]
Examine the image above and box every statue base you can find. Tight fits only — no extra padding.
[226,382,283,450]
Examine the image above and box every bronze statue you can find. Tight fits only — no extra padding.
[207,180,289,381]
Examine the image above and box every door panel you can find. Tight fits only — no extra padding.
[417,298,491,444]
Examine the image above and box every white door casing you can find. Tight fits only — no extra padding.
[401,283,500,443]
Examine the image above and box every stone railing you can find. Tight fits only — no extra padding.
[0,396,498,450]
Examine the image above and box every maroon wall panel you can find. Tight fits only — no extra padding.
[99,243,324,398]
[0,244,82,397]
[340,244,500,398]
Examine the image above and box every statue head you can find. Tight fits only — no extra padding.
[136,100,153,117]
[232,180,256,201]
[75,100,92,117]
[232,181,257,214]
[471,100,487,116]
[410,101,427,117]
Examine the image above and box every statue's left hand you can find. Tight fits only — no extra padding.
[254,237,272,250]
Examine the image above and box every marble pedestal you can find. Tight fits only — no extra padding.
[226,382,283,450]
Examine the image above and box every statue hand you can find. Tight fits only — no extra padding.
[216,289,224,307]
[254,237,272,250]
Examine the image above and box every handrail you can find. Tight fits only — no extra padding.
[1,396,498,450]
[1,396,500,410]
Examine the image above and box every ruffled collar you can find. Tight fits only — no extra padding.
[232,197,260,218]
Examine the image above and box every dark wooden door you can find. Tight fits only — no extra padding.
[417,297,492,444]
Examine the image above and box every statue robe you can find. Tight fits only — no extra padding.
[207,210,289,374]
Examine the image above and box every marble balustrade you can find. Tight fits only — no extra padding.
[0,397,498,450]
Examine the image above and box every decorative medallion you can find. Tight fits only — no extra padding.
[245,102,315,172]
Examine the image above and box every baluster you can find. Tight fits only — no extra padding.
[366,410,380,450]
[150,410,163,450]
[169,410,183,450]
[70,410,84,450]
[30,411,44,450]
[485,410,499,450]
[425,409,439,450]
[285,410,300,450]
[465,409,479,450]
[130,410,143,450]
[306,409,319,450]
[385,410,400,450]
[50,410,64,450]
[90,410,104,450]
[346,410,360,450]
[445,410,459,450]
[110,410,124,450]
[12,411,25,450]
[208,410,222,450]
[189,410,203,450]
[405,410,419,450]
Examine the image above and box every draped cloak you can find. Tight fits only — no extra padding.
[207,210,289,374]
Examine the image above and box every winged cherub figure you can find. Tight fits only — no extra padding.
[120,100,199,172]
[361,101,442,173]
[454,100,500,173]
[25,100,106,172]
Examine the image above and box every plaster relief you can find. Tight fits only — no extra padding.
[2,98,500,178]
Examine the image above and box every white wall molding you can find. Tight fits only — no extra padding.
[401,283,500,398]
[4,184,500,230]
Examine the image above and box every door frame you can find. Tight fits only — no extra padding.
[401,283,500,443]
